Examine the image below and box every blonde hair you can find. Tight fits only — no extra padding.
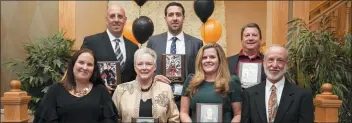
[188,43,231,98]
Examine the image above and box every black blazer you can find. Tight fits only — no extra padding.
[241,80,314,123]
[81,31,138,83]
[227,54,266,83]
[147,32,203,76]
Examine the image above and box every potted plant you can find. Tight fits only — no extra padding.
[3,32,74,112]
[286,17,352,122]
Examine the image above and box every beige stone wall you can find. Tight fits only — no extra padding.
[109,1,227,54]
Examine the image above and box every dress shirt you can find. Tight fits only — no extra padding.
[166,31,185,54]
[265,77,285,122]
[106,29,126,63]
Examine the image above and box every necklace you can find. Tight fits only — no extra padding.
[141,80,154,92]
[74,84,92,97]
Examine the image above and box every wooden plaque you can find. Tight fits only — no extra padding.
[162,54,185,83]
[132,117,159,123]
[97,61,121,89]
[196,103,223,122]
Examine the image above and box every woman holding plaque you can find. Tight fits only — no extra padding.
[180,43,242,123]
[112,47,180,122]
[34,48,118,123]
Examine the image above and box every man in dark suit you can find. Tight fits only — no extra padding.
[227,23,266,89]
[241,45,314,123]
[146,2,203,109]
[81,4,138,92]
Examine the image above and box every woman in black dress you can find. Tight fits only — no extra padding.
[34,48,118,123]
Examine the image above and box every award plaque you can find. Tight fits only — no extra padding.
[238,62,262,88]
[196,103,223,122]
[171,84,183,96]
[132,117,159,123]
[162,54,185,83]
[97,61,121,89]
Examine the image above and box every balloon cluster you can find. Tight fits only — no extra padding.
[194,0,222,43]
[123,0,154,45]
[124,0,222,45]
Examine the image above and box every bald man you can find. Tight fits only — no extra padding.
[241,45,314,123]
[81,4,138,92]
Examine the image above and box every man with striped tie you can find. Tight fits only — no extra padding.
[241,45,314,123]
[81,4,138,93]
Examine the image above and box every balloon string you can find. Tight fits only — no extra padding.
[139,6,141,17]
[203,24,206,44]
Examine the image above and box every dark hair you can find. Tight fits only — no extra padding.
[61,48,103,91]
[164,2,185,17]
[240,23,262,40]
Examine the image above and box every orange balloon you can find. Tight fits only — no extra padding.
[123,21,139,45]
[200,19,222,43]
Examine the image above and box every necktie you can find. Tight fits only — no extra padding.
[114,39,124,67]
[268,85,278,123]
[170,37,177,54]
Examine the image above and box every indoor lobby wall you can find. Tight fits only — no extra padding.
[225,1,267,56]
[1,1,59,99]
[109,1,227,53]
[74,1,108,50]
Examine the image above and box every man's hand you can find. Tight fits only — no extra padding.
[154,75,171,84]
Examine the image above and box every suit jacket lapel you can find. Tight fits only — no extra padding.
[102,31,117,61]
[255,82,268,123]
[121,37,133,72]
[183,34,192,75]
[184,34,192,57]
[274,81,294,123]
[160,33,167,54]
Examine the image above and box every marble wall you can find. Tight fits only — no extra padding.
[108,1,227,53]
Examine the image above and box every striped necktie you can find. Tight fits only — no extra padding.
[114,39,124,67]
[170,37,177,54]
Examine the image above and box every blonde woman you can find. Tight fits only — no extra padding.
[112,47,179,122]
[180,43,242,123]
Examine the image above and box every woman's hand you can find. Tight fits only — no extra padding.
[154,75,171,84]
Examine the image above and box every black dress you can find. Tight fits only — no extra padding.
[33,83,118,123]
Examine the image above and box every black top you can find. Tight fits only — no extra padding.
[33,83,118,123]
[139,99,153,117]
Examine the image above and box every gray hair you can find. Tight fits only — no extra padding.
[134,47,157,64]
[264,44,288,60]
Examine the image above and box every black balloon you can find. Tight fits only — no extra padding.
[132,16,154,44]
[194,0,214,23]
[134,0,147,7]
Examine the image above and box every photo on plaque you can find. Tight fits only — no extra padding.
[238,62,262,88]
[97,61,121,89]
[171,84,183,96]
[132,117,159,123]
[162,54,185,82]
[196,103,223,122]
